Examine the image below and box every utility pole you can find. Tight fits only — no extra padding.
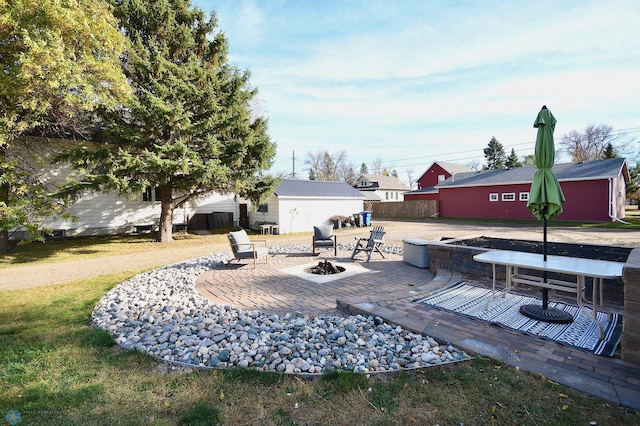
[292,150,296,178]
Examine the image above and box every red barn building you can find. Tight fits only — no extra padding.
[405,162,473,201]
[436,158,629,222]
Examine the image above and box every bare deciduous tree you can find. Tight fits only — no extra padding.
[305,149,349,182]
[467,159,481,171]
[406,168,417,189]
[371,157,384,175]
[560,124,631,162]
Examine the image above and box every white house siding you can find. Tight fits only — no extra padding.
[270,197,363,234]
[46,189,243,237]
[247,195,279,229]
[15,137,236,236]
[38,183,241,237]
[374,189,405,202]
[185,193,238,226]
[29,158,181,237]
[44,190,186,237]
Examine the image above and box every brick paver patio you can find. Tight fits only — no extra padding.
[194,247,640,411]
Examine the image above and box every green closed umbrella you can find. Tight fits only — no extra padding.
[527,106,565,220]
[520,105,572,323]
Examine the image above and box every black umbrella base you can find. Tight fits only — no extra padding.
[519,305,574,324]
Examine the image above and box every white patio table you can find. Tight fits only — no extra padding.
[473,250,624,339]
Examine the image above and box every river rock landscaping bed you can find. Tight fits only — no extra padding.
[92,244,469,374]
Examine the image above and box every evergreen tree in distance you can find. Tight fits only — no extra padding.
[56,0,278,243]
[505,148,522,168]
[483,137,506,170]
[602,143,618,159]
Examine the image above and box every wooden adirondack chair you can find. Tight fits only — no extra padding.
[351,225,386,262]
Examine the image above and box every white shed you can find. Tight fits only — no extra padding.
[248,179,365,234]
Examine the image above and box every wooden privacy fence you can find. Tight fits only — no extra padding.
[371,200,439,219]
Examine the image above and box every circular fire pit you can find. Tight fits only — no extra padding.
[305,260,345,275]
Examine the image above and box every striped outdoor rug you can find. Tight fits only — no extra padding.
[415,282,622,357]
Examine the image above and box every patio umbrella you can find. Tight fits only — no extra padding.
[520,105,572,323]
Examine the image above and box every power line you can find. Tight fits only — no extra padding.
[273,126,640,175]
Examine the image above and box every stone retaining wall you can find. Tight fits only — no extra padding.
[622,248,640,364]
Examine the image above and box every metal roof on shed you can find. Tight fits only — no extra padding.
[275,179,365,198]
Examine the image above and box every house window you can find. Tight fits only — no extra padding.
[519,192,529,201]
[489,193,498,202]
[385,192,389,200]
[143,186,162,202]
[502,193,516,201]
[438,174,445,182]
[257,203,268,213]
[395,192,399,200]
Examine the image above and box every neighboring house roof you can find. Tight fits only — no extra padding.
[437,158,628,189]
[416,161,473,183]
[406,185,438,194]
[428,161,473,176]
[275,179,365,198]
[359,191,384,201]
[355,174,410,191]
[436,161,475,175]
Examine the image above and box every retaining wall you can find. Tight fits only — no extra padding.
[622,248,640,364]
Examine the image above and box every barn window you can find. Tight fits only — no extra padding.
[519,192,529,201]
[438,174,445,182]
[489,193,498,202]
[502,193,516,201]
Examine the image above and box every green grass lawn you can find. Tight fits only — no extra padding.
[0,233,230,267]
[1,275,638,424]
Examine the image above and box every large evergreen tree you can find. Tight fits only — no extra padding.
[57,0,278,243]
[483,137,506,170]
[0,0,131,252]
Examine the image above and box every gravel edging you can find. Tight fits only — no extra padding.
[92,244,470,375]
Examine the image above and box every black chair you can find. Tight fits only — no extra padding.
[312,225,337,256]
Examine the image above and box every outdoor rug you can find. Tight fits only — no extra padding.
[415,282,622,357]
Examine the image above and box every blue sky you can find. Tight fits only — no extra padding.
[195,0,640,184]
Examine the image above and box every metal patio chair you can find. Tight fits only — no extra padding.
[227,229,269,269]
[312,225,337,256]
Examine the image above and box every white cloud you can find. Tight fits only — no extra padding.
[196,0,640,177]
